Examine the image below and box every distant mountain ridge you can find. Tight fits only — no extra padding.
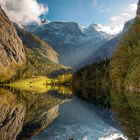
[25,21,113,67]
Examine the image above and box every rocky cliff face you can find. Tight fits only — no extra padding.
[137,0,140,18]
[0,6,26,82]
[0,89,25,140]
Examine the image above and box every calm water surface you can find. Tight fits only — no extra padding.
[0,86,139,140]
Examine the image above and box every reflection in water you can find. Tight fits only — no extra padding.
[0,85,73,140]
[73,87,140,140]
[110,89,140,140]
[0,85,139,140]
[33,99,126,140]
[0,88,25,140]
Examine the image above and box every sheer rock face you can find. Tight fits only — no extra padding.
[0,89,26,140]
[137,0,140,18]
[0,6,26,82]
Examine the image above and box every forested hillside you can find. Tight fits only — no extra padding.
[110,18,140,91]
[73,59,110,89]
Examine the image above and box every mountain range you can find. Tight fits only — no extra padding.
[25,19,134,68]
[25,22,113,67]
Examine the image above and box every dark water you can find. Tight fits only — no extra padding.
[0,86,139,140]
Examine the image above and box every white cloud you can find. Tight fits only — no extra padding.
[0,0,48,25]
[97,3,137,35]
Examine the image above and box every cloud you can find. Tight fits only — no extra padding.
[97,3,137,35]
[0,0,48,25]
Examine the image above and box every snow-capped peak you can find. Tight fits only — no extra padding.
[92,24,123,35]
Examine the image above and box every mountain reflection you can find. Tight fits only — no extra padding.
[0,85,139,140]
[73,87,140,139]
[0,85,73,140]
[0,88,25,140]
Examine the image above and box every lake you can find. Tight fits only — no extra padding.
[0,86,139,140]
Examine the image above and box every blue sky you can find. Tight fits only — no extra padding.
[38,0,138,26]
[0,0,138,34]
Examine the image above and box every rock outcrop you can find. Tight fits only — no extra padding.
[0,89,26,140]
[0,6,26,82]
[137,0,140,18]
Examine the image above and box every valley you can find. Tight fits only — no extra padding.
[0,0,140,140]
[25,21,113,68]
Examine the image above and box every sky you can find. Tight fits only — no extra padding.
[0,0,138,34]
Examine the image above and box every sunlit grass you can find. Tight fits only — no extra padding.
[9,76,52,93]
[8,76,73,94]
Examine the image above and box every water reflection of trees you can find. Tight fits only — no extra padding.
[74,87,111,109]
[110,89,140,140]
[1,84,139,140]
[73,87,140,139]
[14,88,72,140]
[0,86,73,140]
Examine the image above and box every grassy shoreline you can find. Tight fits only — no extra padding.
[8,75,73,94]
